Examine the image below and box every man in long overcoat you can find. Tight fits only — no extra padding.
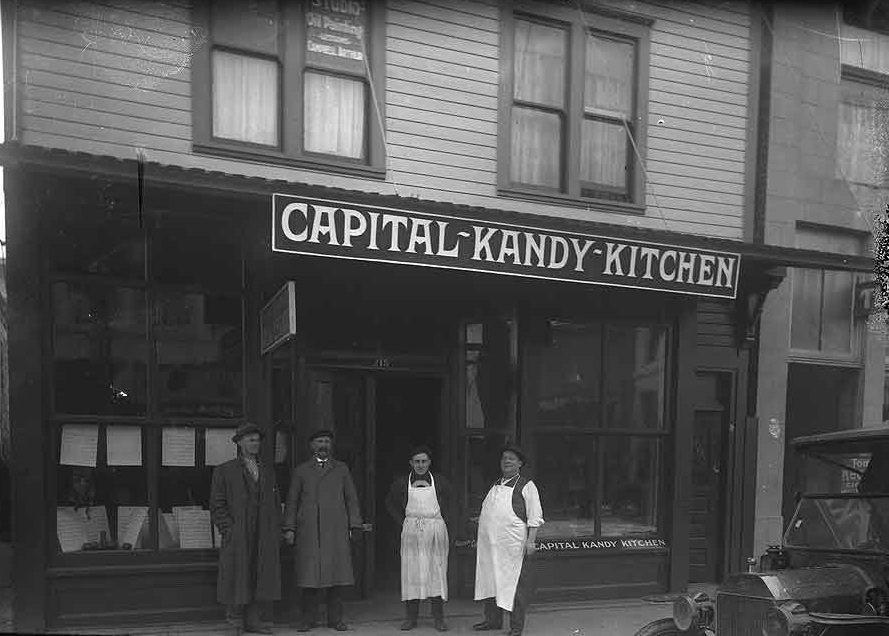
[284,429,363,632]
[210,422,281,635]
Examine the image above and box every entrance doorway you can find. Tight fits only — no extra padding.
[373,375,443,594]
[300,368,445,599]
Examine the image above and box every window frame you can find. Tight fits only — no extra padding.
[191,1,387,179]
[45,214,248,564]
[497,1,651,213]
[837,64,889,187]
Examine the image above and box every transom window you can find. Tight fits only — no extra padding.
[193,0,385,176]
[500,4,650,210]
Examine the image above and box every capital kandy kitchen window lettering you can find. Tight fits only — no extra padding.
[502,7,649,206]
[195,0,382,171]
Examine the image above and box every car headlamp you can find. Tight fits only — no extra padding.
[672,592,714,632]
[763,606,791,636]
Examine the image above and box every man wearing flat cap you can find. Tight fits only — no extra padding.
[210,423,281,635]
[284,429,363,632]
[473,443,544,636]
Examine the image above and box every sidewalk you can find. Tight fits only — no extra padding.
[43,597,674,636]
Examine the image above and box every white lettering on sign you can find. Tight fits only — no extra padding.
[272,195,742,299]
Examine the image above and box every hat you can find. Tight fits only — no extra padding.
[232,422,264,443]
[309,429,335,442]
[500,443,527,464]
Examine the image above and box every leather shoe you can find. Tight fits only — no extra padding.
[329,622,349,631]
[434,618,449,632]
[245,627,272,635]
[400,619,417,631]
[295,622,312,632]
[473,621,501,631]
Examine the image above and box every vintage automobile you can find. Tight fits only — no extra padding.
[635,426,889,636]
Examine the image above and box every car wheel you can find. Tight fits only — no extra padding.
[633,617,707,636]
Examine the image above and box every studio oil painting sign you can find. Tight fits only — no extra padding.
[272,194,741,299]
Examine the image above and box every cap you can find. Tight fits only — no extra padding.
[500,443,527,464]
[309,429,335,442]
[232,422,264,443]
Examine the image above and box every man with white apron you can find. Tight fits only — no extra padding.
[474,444,544,636]
[385,446,455,632]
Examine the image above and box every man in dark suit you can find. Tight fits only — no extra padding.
[209,422,281,635]
[385,446,455,632]
[283,430,363,632]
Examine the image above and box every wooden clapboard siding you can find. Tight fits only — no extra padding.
[697,300,736,349]
[16,0,752,240]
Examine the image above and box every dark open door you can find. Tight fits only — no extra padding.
[688,371,733,583]
[303,369,375,598]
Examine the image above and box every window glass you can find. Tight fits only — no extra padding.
[464,319,514,431]
[821,270,855,353]
[510,107,562,188]
[514,19,566,108]
[159,426,218,550]
[601,436,659,536]
[790,268,823,351]
[212,50,280,146]
[584,33,633,118]
[603,326,667,429]
[56,425,149,552]
[535,434,597,538]
[535,322,602,427]
[155,291,243,417]
[52,282,148,415]
[837,78,889,184]
[303,72,366,159]
[581,119,627,191]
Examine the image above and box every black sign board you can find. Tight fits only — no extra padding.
[272,194,741,299]
[260,281,297,355]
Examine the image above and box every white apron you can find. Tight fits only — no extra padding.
[401,473,449,601]
[474,480,527,611]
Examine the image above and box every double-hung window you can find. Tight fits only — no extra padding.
[193,0,385,176]
[500,3,650,210]
[837,66,889,186]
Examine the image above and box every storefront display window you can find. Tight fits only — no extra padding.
[47,199,245,559]
[530,320,667,540]
[55,424,150,552]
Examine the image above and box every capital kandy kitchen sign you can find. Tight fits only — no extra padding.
[272,194,741,299]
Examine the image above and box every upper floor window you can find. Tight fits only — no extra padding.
[499,3,650,211]
[843,0,889,35]
[193,0,385,177]
[837,68,889,186]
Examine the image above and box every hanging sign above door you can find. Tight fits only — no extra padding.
[271,194,741,299]
[260,281,297,355]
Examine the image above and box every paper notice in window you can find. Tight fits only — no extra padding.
[117,506,148,549]
[82,505,110,544]
[56,507,88,552]
[107,426,142,466]
[205,428,236,466]
[213,524,221,549]
[162,427,195,466]
[60,424,98,467]
[176,508,213,549]
[275,430,288,464]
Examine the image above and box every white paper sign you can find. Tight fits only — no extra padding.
[56,507,88,552]
[162,427,195,466]
[176,507,213,549]
[107,426,142,466]
[60,424,98,467]
[205,428,237,466]
[83,505,110,544]
[117,506,148,549]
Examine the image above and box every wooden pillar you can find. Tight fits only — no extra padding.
[8,165,47,631]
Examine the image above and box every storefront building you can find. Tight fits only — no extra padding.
[0,0,872,631]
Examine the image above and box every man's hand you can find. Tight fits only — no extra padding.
[283,529,295,546]
[525,541,537,555]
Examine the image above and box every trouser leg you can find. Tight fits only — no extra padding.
[245,600,272,629]
[404,599,420,620]
[509,556,537,635]
[325,586,344,626]
[483,598,502,627]
[226,604,245,628]
[430,597,444,619]
[299,588,318,625]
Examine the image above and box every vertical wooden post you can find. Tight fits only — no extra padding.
[8,166,47,631]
